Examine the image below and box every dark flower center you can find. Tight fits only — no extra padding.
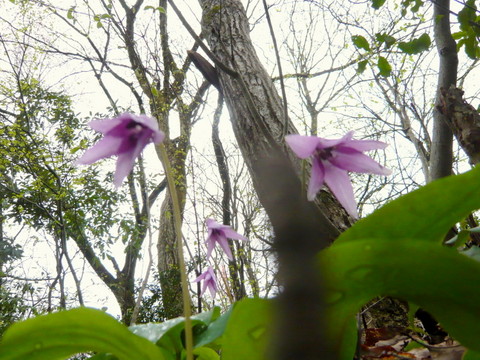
[317,147,334,161]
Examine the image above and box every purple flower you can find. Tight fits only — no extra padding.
[194,266,217,297]
[205,218,248,261]
[76,113,164,187]
[286,131,391,218]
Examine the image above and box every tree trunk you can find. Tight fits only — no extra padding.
[199,0,352,235]
[429,0,458,182]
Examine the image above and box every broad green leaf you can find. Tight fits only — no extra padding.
[452,31,466,40]
[464,34,478,59]
[320,239,480,357]
[194,307,232,348]
[458,0,476,32]
[375,33,396,48]
[337,165,480,244]
[221,298,272,360]
[371,0,386,9]
[398,33,431,54]
[356,60,368,74]
[0,307,165,360]
[192,347,220,360]
[377,56,391,76]
[464,350,480,360]
[130,308,221,357]
[351,35,370,51]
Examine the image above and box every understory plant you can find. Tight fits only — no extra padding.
[2,115,480,359]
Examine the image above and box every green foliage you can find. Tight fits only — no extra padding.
[455,0,480,59]
[351,35,370,51]
[0,308,164,360]
[322,165,480,357]
[377,56,392,76]
[3,166,480,357]
[375,32,396,49]
[371,0,386,9]
[356,60,368,74]
[0,301,268,360]
[397,33,431,54]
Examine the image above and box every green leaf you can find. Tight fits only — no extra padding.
[377,56,392,77]
[375,33,396,49]
[192,347,220,360]
[323,166,480,357]
[452,31,466,40]
[221,298,272,360]
[464,350,480,360]
[194,307,232,348]
[356,60,368,74]
[0,308,165,360]
[458,0,476,32]
[371,0,386,9]
[397,33,431,54]
[337,166,480,245]
[129,307,221,357]
[321,239,480,356]
[66,7,75,20]
[351,35,370,51]
[464,34,478,59]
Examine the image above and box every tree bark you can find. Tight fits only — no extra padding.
[429,0,458,182]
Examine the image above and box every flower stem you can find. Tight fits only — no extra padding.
[158,143,193,360]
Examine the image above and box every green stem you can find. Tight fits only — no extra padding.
[158,143,193,360]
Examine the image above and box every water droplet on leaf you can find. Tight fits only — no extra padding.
[249,325,266,340]
[346,266,373,281]
[325,290,345,305]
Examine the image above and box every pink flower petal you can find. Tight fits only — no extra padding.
[307,157,326,201]
[324,165,358,218]
[218,238,234,261]
[330,151,391,175]
[286,135,320,159]
[342,139,388,152]
[75,136,124,165]
[222,228,248,242]
[88,118,125,134]
[114,151,137,187]
[316,131,354,149]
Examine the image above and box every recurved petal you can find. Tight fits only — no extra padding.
[113,151,138,188]
[217,237,234,261]
[341,138,388,152]
[330,151,391,175]
[205,236,216,260]
[75,136,124,165]
[129,113,160,131]
[206,218,223,230]
[222,228,248,242]
[88,118,125,134]
[307,156,326,201]
[285,135,320,159]
[316,131,354,149]
[324,165,358,218]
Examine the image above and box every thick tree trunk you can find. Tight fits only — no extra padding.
[429,0,458,182]
[199,0,352,234]
[157,137,189,319]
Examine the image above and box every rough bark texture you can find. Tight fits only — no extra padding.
[438,86,480,165]
[429,0,458,182]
